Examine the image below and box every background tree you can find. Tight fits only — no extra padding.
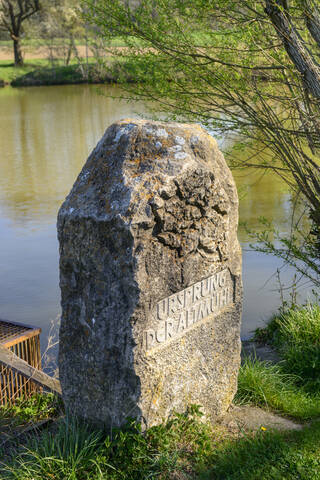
[85,0,320,287]
[0,0,40,65]
[28,0,85,66]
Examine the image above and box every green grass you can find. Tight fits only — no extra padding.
[203,420,320,480]
[2,406,216,479]
[0,393,62,461]
[237,305,320,419]
[236,356,320,420]
[0,393,60,425]
[0,37,130,49]
[2,416,105,480]
[0,58,134,86]
[0,59,98,85]
[3,305,320,478]
[0,60,46,83]
[0,39,42,47]
[3,407,320,480]
[275,305,320,392]
[253,304,320,393]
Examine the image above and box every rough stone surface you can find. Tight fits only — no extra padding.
[57,119,242,430]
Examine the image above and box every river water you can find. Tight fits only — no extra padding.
[0,84,311,352]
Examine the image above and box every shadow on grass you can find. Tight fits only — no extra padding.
[0,61,43,67]
[199,421,320,480]
[11,65,86,86]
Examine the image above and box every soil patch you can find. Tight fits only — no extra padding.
[0,45,92,61]
[220,404,304,434]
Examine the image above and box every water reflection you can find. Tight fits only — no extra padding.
[235,169,291,242]
[0,85,147,224]
[0,84,310,345]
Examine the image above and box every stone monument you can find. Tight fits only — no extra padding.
[57,119,242,429]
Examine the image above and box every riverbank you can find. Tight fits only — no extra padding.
[0,59,134,87]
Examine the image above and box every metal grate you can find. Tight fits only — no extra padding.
[0,319,42,405]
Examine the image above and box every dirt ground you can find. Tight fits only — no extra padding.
[0,45,91,61]
[220,404,303,434]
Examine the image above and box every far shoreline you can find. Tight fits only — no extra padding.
[0,61,134,88]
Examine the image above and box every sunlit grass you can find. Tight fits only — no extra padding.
[236,356,320,420]
[253,304,320,393]
[0,57,132,85]
[0,58,99,84]
[0,393,61,425]
[276,305,320,392]
[0,60,47,83]
[0,37,130,49]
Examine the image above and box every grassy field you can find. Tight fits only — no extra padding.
[0,38,128,49]
[253,304,320,392]
[236,356,320,420]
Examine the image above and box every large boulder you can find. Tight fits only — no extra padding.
[57,119,242,429]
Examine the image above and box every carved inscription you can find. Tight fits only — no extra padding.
[144,269,233,351]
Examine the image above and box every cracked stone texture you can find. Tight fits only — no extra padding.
[57,119,242,430]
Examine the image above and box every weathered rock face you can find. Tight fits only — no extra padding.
[57,119,242,429]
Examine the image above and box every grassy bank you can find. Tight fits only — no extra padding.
[236,304,320,417]
[0,60,44,84]
[253,304,320,392]
[0,58,134,87]
[2,305,320,479]
[236,356,320,420]
[2,399,320,479]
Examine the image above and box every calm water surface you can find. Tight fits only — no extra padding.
[0,84,311,351]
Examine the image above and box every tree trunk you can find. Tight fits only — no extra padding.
[265,0,320,98]
[13,37,23,66]
[66,40,73,66]
[304,3,320,48]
